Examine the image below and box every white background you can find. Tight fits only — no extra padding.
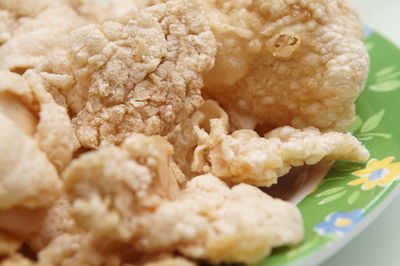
[320,1,400,265]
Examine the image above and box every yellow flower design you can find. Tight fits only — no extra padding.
[348,157,400,190]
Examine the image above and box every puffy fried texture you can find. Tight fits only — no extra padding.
[37,1,216,149]
[168,100,368,187]
[192,117,369,187]
[0,2,87,71]
[193,0,369,131]
[63,134,303,264]
[0,112,62,210]
[63,134,179,241]
[135,174,303,264]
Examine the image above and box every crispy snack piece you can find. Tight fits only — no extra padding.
[38,1,216,149]
[193,0,369,131]
[63,134,303,264]
[63,134,180,241]
[192,116,369,187]
[170,100,368,187]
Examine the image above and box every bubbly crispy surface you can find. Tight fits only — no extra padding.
[193,118,369,186]
[169,100,368,186]
[36,1,216,148]
[198,0,369,131]
[62,135,303,264]
[0,0,370,265]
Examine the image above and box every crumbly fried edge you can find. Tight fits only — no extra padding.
[32,1,216,148]
[59,134,303,265]
[169,100,369,187]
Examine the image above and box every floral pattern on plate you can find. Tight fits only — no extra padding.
[314,209,364,237]
[348,157,400,190]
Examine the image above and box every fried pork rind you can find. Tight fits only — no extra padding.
[63,134,179,241]
[36,1,216,149]
[193,0,369,131]
[0,2,87,72]
[193,119,369,187]
[63,134,303,264]
[170,100,368,187]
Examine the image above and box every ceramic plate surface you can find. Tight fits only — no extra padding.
[257,28,400,266]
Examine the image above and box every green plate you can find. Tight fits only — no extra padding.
[258,28,400,266]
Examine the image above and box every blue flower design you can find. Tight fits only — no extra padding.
[314,209,364,237]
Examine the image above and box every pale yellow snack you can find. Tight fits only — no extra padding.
[63,134,179,241]
[36,1,216,149]
[184,0,370,131]
[0,3,87,72]
[63,134,303,265]
[169,100,368,186]
[192,118,369,187]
